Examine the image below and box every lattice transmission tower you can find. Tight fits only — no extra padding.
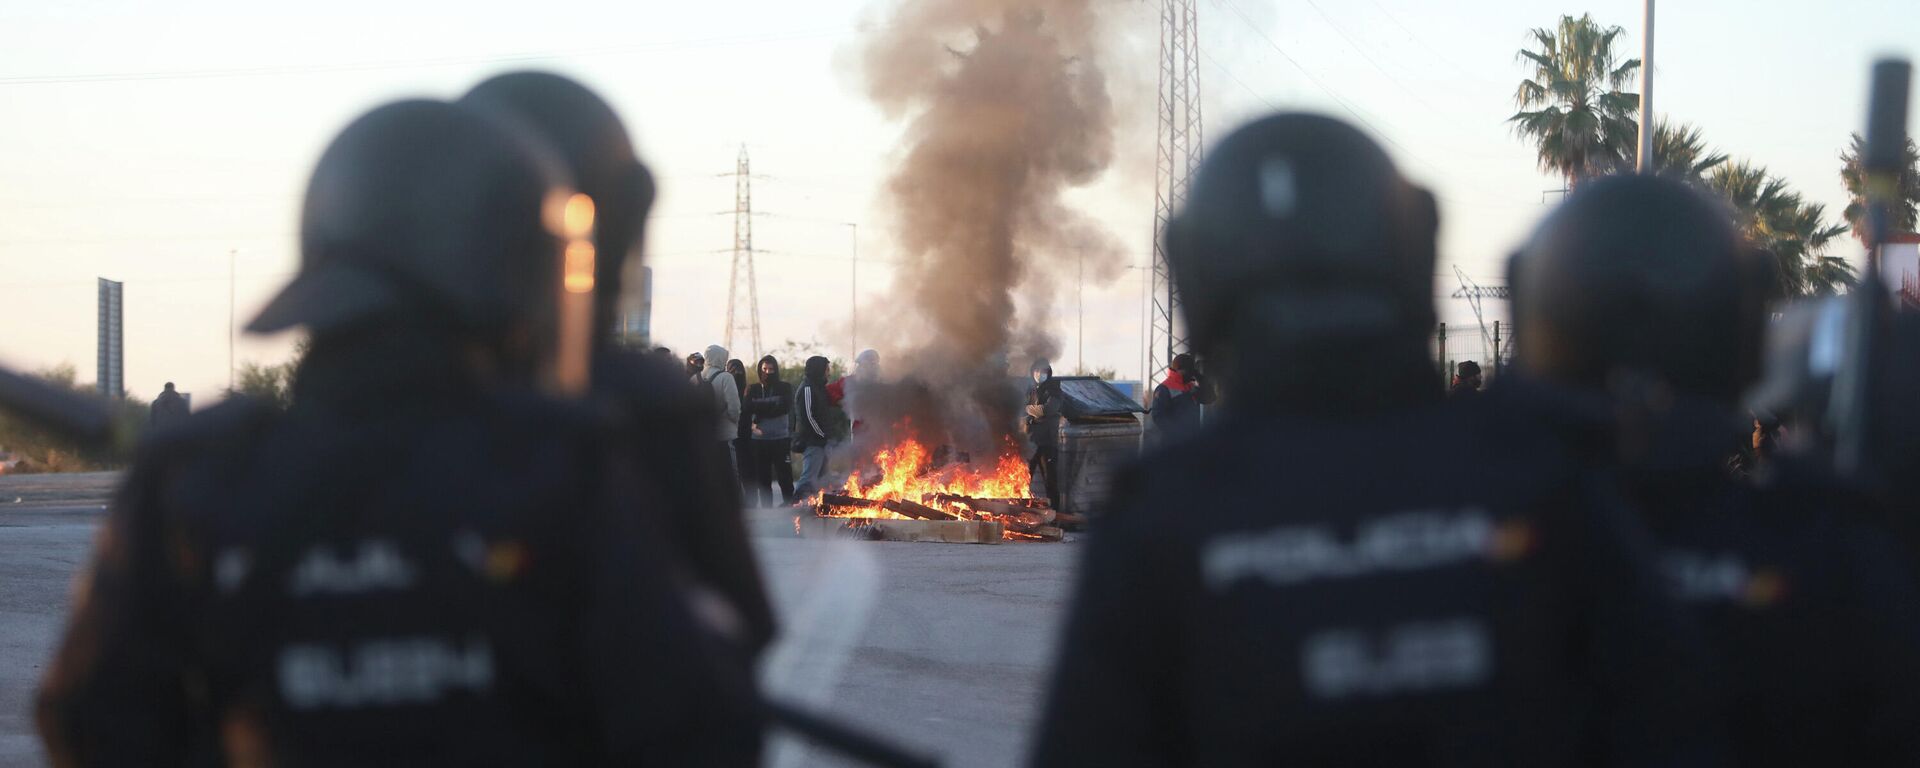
[724,144,762,359]
[1149,0,1201,388]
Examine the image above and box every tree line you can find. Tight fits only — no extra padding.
[1511,13,1920,298]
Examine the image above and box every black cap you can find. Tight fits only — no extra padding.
[250,99,569,337]
[1456,361,1481,377]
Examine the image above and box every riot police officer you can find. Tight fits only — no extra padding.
[461,71,775,655]
[1032,114,1716,766]
[1503,173,1920,766]
[36,99,760,765]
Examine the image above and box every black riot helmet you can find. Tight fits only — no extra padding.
[1164,113,1439,365]
[1509,174,1769,404]
[462,72,657,357]
[249,99,570,352]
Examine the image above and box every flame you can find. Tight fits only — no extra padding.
[811,421,1038,539]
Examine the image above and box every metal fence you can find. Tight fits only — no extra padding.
[1432,320,1514,380]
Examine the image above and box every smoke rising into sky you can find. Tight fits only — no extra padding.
[856,0,1126,448]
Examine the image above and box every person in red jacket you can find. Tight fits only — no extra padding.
[826,348,879,433]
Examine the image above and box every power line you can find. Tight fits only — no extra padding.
[0,28,852,86]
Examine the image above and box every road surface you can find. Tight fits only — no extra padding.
[0,472,1079,768]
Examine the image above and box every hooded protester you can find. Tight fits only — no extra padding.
[1024,357,1063,508]
[697,346,743,470]
[726,358,753,498]
[1501,173,1920,766]
[37,99,760,766]
[792,355,835,500]
[1149,353,1213,443]
[745,355,795,505]
[1034,114,1717,766]
[1450,360,1484,400]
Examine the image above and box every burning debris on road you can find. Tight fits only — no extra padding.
[799,426,1079,542]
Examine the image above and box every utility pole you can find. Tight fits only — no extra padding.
[1636,0,1655,173]
[723,145,763,359]
[1077,248,1084,373]
[1150,0,1202,389]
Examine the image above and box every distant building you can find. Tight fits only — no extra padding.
[97,278,123,399]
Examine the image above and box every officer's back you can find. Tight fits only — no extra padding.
[461,71,776,657]
[1500,174,1920,766]
[36,99,758,766]
[1032,114,1715,767]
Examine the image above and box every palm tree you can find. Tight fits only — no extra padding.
[1613,121,1729,185]
[1706,161,1854,298]
[1510,14,1641,190]
[1838,132,1920,246]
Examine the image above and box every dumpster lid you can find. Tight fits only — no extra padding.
[1048,376,1145,418]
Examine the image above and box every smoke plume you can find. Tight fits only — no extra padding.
[855,0,1124,454]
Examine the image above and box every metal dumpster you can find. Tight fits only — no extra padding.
[1044,377,1144,518]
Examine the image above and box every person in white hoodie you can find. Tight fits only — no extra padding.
[694,343,744,479]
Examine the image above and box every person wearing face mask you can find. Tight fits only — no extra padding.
[1024,358,1063,509]
[745,355,795,505]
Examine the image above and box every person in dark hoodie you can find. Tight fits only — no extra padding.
[1499,173,1920,767]
[1033,114,1717,767]
[792,355,835,500]
[726,358,753,501]
[746,355,795,505]
[1024,357,1063,509]
[1149,352,1213,443]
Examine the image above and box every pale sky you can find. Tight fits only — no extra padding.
[2,0,1913,404]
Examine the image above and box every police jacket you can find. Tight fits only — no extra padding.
[594,349,776,655]
[1033,395,1718,767]
[37,328,762,767]
[1570,386,1920,768]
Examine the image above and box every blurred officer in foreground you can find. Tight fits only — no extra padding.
[37,99,759,765]
[1504,174,1920,766]
[1033,114,1715,766]
[463,72,775,655]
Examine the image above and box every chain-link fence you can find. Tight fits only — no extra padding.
[1432,320,1514,381]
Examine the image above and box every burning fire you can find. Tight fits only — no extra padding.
[840,437,1031,505]
[807,422,1056,541]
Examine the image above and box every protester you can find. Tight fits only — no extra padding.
[147,382,188,429]
[462,72,772,657]
[1034,114,1716,766]
[696,345,744,481]
[685,351,706,379]
[746,355,795,505]
[1449,360,1483,400]
[827,348,879,433]
[1500,173,1920,766]
[726,358,754,499]
[36,99,760,766]
[1024,357,1063,509]
[792,355,835,500]
[1148,353,1211,442]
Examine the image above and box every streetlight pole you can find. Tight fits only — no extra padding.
[848,223,858,360]
[1637,0,1655,173]
[1077,248,1084,373]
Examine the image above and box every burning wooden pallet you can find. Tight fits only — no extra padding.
[809,492,1069,542]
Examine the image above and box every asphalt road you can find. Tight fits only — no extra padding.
[0,472,1079,768]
